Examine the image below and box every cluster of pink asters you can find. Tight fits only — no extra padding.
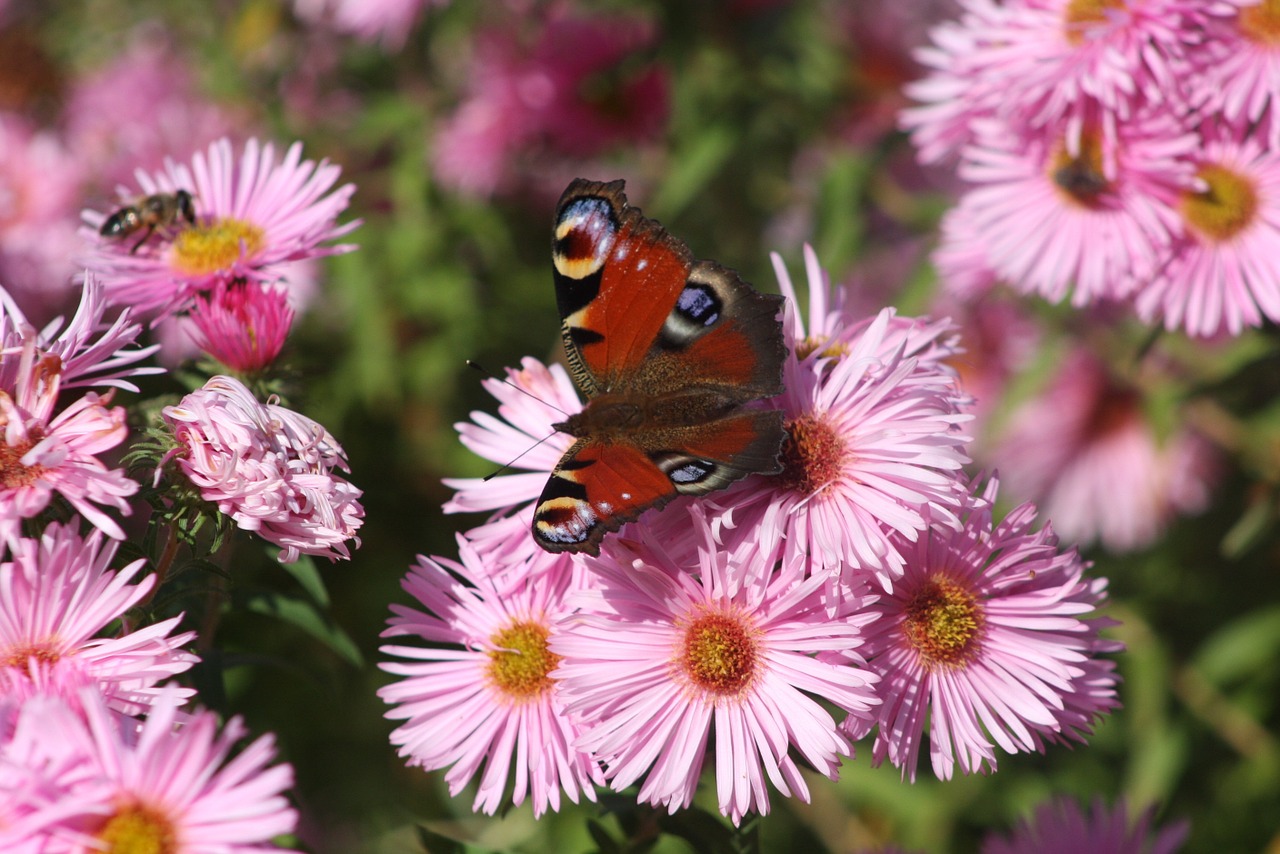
[906,0,1280,338]
[380,248,1122,821]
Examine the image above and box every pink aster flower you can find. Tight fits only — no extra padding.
[185,280,295,372]
[82,137,358,316]
[551,514,881,824]
[0,306,139,542]
[162,375,363,563]
[379,539,602,817]
[704,251,970,590]
[956,114,1195,307]
[432,13,669,196]
[1195,4,1280,150]
[982,797,1189,854]
[857,475,1121,782]
[19,688,298,853]
[1136,132,1280,336]
[993,350,1218,552]
[0,523,197,715]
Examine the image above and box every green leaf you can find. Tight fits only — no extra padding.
[245,592,363,666]
[277,554,330,607]
[1195,605,1280,684]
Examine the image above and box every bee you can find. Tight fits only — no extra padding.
[99,190,197,253]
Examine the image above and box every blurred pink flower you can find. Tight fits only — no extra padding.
[379,540,602,817]
[63,36,246,193]
[14,689,298,853]
[858,475,1121,781]
[994,350,1218,552]
[552,515,880,824]
[0,115,84,321]
[186,280,295,372]
[82,137,358,316]
[433,13,669,196]
[982,797,1188,854]
[1135,133,1280,337]
[1195,4,1280,150]
[0,523,197,715]
[162,375,364,563]
[294,0,445,48]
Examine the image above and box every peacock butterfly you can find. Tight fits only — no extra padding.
[533,178,787,555]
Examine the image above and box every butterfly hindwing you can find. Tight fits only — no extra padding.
[536,178,788,555]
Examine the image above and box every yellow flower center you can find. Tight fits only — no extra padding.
[171,218,266,276]
[1180,163,1260,244]
[778,415,847,497]
[1063,0,1126,45]
[1050,134,1110,208]
[681,611,757,696]
[1241,0,1280,45]
[902,575,984,668]
[794,335,850,361]
[96,803,177,854]
[486,621,559,701]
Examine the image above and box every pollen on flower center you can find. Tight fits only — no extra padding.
[1242,0,1280,45]
[0,435,44,488]
[95,802,177,854]
[681,612,757,695]
[778,415,847,496]
[902,575,985,668]
[1050,134,1110,208]
[1062,0,1126,44]
[1,641,61,669]
[487,621,560,701]
[171,218,266,275]
[1181,164,1259,243]
[795,335,850,361]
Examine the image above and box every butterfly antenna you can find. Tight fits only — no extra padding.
[482,430,561,482]
[466,360,570,417]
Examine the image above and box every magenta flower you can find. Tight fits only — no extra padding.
[1136,133,1280,336]
[295,0,444,48]
[14,689,298,853]
[0,523,197,715]
[186,280,295,372]
[432,13,669,196]
[857,475,1121,781]
[993,349,1218,552]
[82,137,358,315]
[379,540,602,817]
[704,251,970,590]
[982,797,1189,854]
[552,514,880,824]
[162,375,364,563]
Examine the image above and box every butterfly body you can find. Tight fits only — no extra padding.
[533,179,787,555]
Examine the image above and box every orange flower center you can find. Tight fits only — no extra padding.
[171,218,266,276]
[1241,0,1280,45]
[681,611,757,696]
[95,802,178,854]
[1,641,61,670]
[902,575,985,668]
[487,621,559,701]
[778,415,847,496]
[1180,163,1259,243]
[794,335,850,361]
[0,432,44,488]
